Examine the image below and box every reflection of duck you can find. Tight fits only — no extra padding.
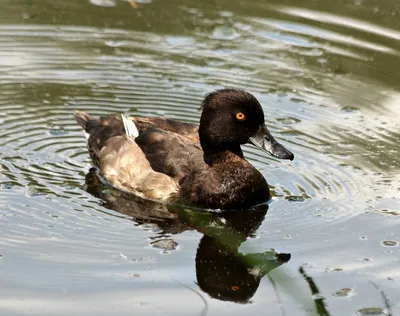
[75,89,294,210]
[189,207,291,303]
[84,168,189,234]
[84,171,291,303]
[196,235,290,303]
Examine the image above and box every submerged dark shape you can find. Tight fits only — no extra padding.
[85,170,291,303]
[75,88,294,210]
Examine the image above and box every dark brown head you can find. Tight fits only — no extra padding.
[199,89,294,160]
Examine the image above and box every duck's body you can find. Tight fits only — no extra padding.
[75,89,293,210]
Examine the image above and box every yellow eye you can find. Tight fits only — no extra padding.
[236,112,246,121]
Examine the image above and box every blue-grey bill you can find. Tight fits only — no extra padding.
[249,125,294,160]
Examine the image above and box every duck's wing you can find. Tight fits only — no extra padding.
[133,117,199,142]
[74,111,202,185]
[135,127,203,182]
[74,112,199,160]
[98,134,179,201]
[74,111,181,200]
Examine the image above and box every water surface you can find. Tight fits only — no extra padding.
[0,0,399,315]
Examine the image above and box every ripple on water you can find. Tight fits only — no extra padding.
[0,1,400,315]
[0,20,383,225]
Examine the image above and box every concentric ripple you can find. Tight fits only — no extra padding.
[0,21,367,207]
[0,0,398,234]
[1,0,400,315]
[0,8,398,224]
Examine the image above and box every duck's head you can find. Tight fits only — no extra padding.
[199,89,294,160]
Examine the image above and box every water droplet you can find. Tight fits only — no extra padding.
[334,288,353,297]
[341,106,358,113]
[129,274,140,278]
[356,307,388,316]
[382,240,398,247]
[285,196,305,202]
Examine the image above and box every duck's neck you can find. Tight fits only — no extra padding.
[202,145,244,165]
[199,126,244,165]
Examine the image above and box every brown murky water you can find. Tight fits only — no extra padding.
[0,0,399,315]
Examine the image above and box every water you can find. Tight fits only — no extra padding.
[0,0,399,315]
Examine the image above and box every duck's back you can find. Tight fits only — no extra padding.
[74,112,199,163]
[74,112,202,198]
[134,127,203,181]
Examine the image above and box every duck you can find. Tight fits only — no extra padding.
[74,89,294,210]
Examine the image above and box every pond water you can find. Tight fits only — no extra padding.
[0,0,399,315]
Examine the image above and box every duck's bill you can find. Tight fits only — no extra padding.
[249,125,294,160]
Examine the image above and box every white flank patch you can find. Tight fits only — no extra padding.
[121,114,139,137]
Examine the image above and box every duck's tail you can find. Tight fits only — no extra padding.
[73,110,100,140]
[74,110,95,131]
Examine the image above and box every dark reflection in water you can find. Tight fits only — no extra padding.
[299,266,330,316]
[85,168,188,232]
[85,168,290,303]
[196,236,290,303]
